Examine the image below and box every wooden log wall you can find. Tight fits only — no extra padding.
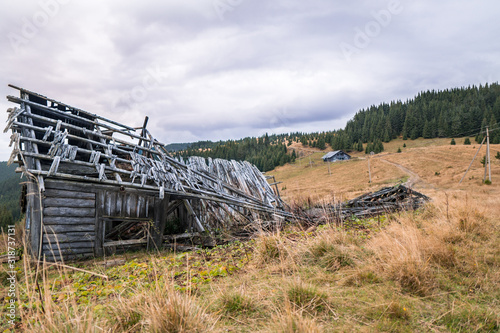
[42,181,96,261]
[40,180,161,261]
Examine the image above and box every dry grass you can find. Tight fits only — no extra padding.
[277,139,500,202]
[109,282,215,332]
[2,138,499,332]
[269,303,323,333]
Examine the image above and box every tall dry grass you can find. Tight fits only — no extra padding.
[6,244,216,332]
[367,192,495,296]
[2,186,498,332]
[109,281,215,332]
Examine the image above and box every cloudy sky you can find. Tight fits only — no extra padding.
[1,0,499,160]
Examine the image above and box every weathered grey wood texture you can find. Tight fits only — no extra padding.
[5,85,291,262]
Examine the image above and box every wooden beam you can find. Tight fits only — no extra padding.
[8,84,135,131]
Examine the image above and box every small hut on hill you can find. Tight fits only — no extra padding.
[321,150,351,162]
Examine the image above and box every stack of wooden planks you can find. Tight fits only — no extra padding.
[333,184,430,219]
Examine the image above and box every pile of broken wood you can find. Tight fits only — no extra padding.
[331,184,430,220]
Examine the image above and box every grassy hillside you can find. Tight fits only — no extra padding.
[1,138,499,332]
[272,137,499,202]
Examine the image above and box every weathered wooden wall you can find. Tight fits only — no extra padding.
[38,179,166,261]
[42,181,96,261]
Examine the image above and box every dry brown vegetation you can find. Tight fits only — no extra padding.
[1,138,499,332]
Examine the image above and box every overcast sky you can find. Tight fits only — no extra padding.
[1,0,499,160]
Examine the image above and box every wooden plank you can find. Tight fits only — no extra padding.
[103,239,147,247]
[9,84,135,131]
[108,191,117,216]
[43,247,94,255]
[8,95,138,138]
[95,190,105,257]
[43,197,95,208]
[163,232,200,241]
[43,253,94,262]
[101,216,151,221]
[43,242,94,250]
[44,188,96,199]
[27,181,42,260]
[147,196,154,219]
[137,195,145,217]
[43,224,95,233]
[43,216,96,225]
[57,163,98,176]
[116,192,123,216]
[44,207,96,217]
[43,233,95,243]
[44,180,97,193]
[128,193,136,217]
[44,179,158,197]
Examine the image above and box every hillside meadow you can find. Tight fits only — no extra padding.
[1,138,499,332]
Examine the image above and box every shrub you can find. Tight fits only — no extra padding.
[304,227,359,271]
[286,282,328,312]
[218,291,258,316]
[343,269,381,287]
[254,233,288,265]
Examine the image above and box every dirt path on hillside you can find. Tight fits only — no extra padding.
[378,158,422,188]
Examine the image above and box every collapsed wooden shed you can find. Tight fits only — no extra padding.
[4,85,291,262]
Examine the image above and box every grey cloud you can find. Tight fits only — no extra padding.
[1,0,500,160]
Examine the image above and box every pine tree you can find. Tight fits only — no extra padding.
[383,128,390,143]
[365,142,373,154]
[423,120,432,139]
[357,140,363,152]
[317,137,326,150]
[450,138,456,145]
[374,139,384,153]
[464,138,471,145]
[397,147,402,153]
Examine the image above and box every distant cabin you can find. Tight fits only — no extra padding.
[322,150,351,162]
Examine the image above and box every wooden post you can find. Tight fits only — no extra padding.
[460,136,486,184]
[138,116,149,148]
[487,126,491,183]
[27,181,42,259]
[94,190,104,257]
[328,161,331,176]
[368,152,374,184]
[150,195,170,251]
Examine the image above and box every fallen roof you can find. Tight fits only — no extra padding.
[5,85,293,227]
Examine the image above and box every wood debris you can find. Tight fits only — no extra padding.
[333,184,430,220]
